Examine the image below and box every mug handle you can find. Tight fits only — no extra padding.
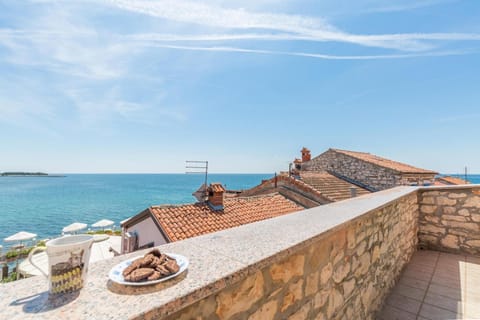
[28,247,48,278]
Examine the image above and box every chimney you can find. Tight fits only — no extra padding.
[207,183,225,210]
[301,147,311,162]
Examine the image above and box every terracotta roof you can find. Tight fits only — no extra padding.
[149,193,304,242]
[300,172,371,201]
[435,176,470,185]
[331,149,437,174]
[209,183,226,193]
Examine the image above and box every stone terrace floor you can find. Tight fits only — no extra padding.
[378,250,480,320]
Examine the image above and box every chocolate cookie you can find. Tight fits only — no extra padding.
[147,271,162,281]
[164,259,180,274]
[125,268,154,282]
[140,254,155,268]
[155,265,171,276]
[122,257,143,277]
[147,248,162,257]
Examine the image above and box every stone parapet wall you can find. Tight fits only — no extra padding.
[163,192,419,320]
[301,149,434,191]
[418,186,480,255]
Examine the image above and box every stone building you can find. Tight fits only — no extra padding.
[297,148,438,191]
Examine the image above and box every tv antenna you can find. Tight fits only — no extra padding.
[186,160,209,202]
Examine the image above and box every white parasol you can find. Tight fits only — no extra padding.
[4,231,37,242]
[62,222,87,233]
[91,219,114,228]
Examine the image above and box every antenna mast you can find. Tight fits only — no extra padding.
[186,160,209,201]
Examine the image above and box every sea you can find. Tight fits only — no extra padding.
[1,173,479,250]
[0,173,272,249]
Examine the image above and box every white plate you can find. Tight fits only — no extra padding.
[108,253,188,286]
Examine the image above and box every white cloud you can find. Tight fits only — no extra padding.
[106,0,480,52]
[144,43,473,60]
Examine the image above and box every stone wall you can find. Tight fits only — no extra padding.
[301,149,434,191]
[418,186,480,255]
[162,192,419,320]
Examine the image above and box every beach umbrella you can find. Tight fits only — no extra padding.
[62,222,87,234]
[4,231,37,280]
[91,219,114,229]
[4,231,37,242]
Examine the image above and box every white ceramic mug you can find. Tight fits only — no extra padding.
[28,235,94,295]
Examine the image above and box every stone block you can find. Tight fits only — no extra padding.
[355,252,371,277]
[442,207,456,215]
[216,271,264,319]
[437,197,457,206]
[356,240,367,256]
[288,302,311,320]
[420,224,446,235]
[305,271,319,297]
[248,300,278,320]
[442,215,467,222]
[343,278,356,298]
[466,240,480,248]
[270,255,305,283]
[422,197,435,204]
[464,196,480,207]
[281,279,304,312]
[471,214,480,222]
[440,235,459,249]
[332,260,351,283]
[326,288,344,318]
[421,205,437,214]
[347,227,356,250]
[441,221,480,232]
[371,245,381,263]
[314,288,330,309]
[422,191,440,196]
[458,209,470,216]
[448,193,467,199]
[424,216,440,224]
[361,283,375,313]
[320,263,332,285]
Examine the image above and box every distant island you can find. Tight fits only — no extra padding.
[0,172,66,177]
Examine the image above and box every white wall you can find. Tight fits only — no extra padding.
[126,216,168,249]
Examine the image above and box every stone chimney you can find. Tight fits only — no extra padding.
[301,147,311,162]
[207,183,225,210]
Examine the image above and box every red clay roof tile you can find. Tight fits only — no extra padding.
[149,193,303,242]
[331,149,437,174]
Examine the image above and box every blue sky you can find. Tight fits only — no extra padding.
[1,0,479,174]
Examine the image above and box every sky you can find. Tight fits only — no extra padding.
[1,0,479,174]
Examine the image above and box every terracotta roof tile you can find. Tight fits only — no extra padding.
[149,193,303,242]
[332,149,437,174]
[300,172,371,201]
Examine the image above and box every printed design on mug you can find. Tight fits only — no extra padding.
[50,249,86,294]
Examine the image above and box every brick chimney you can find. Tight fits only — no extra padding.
[301,147,311,162]
[207,183,225,210]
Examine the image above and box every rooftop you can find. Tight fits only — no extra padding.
[299,171,371,201]
[435,175,471,185]
[331,148,438,174]
[149,193,304,242]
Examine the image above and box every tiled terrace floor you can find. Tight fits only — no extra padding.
[378,250,480,320]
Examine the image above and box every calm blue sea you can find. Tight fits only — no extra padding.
[0,174,272,249]
[1,173,479,250]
